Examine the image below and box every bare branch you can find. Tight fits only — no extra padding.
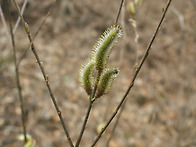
[16,0,58,67]
[0,4,11,45]
[5,0,27,143]
[11,0,74,146]
[13,0,29,33]
[115,0,125,24]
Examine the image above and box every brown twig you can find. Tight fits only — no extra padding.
[5,0,27,143]
[10,24,28,144]
[75,77,100,147]
[11,0,74,146]
[13,0,29,33]
[75,98,94,147]
[115,0,125,24]
[106,98,127,147]
[0,4,11,45]
[16,0,58,67]
[91,0,173,146]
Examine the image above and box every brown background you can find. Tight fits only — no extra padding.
[0,0,196,146]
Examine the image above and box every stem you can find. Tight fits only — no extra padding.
[106,98,127,147]
[5,0,27,143]
[115,0,125,24]
[75,74,100,147]
[0,4,11,45]
[13,0,29,33]
[16,0,57,67]
[11,0,74,146]
[91,0,173,146]
[75,99,93,147]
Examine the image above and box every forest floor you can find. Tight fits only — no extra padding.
[1,0,196,147]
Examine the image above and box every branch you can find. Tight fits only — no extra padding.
[16,0,58,67]
[11,0,74,146]
[115,0,125,24]
[75,78,99,147]
[0,4,11,45]
[106,98,127,147]
[5,0,27,143]
[13,0,29,33]
[91,0,173,146]
[75,99,93,147]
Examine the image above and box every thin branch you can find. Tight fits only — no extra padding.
[106,98,127,147]
[13,0,29,33]
[171,6,185,30]
[75,99,93,147]
[10,24,27,144]
[75,78,99,147]
[5,0,27,143]
[16,0,58,67]
[0,4,11,45]
[191,0,196,9]
[11,0,74,146]
[115,0,125,24]
[91,0,173,146]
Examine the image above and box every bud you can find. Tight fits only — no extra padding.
[127,2,135,15]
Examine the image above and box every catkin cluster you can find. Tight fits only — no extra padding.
[79,25,122,99]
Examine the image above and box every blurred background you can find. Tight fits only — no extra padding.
[0,0,196,146]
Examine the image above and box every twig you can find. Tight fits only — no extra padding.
[171,6,184,30]
[10,24,28,144]
[13,0,29,33]
[75,78,99,147]
[0,4,11,45]
[90,0,173,146]
[75,99,93,147]
[106,98,127,147]
[5,0,27,143]
[115,0,125,24]
[11,0,74,146]
[16,0,58,67]
[191,0,196,9]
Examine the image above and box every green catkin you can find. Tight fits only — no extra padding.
[96,68,119,98]
[79,59,95,96]
[92,25,122,73]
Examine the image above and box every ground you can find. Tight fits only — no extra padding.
[0,0,196,147]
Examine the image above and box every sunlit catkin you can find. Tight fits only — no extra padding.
[79,59,95,96]
[92,25,122,73]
